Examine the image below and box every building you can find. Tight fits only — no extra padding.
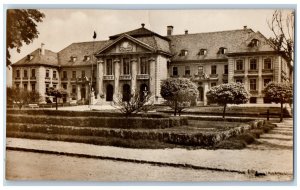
[11,24,293,105]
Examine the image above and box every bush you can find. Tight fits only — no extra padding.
[160,78,198,116]
[206,83,250,118]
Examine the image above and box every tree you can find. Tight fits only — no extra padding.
[7,9,45,66]
[160,78,198,116]
[268,10,294,65]
[113,91,153,116]
[7,87,42,109]
[263,82,292,122]
[46,87,67,110]
[206,83,250,119]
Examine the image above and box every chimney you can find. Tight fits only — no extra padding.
[243,26,247,30]
[141,23,145,28]
[167,25,173,36]
[41,43,45,55]
[185,30,188,35]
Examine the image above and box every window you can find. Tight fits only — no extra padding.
[198,66,204,74]
[92,69,96,78]
[53,84,57,89]
[72,71,76,79]
[15,83,20,88]
[71,56,77,62]
[224,65,228,74]
[236,79,243,83]
[250,97,257,103]
[211,65,217,74]
[123,58,130,75]
[106,59,113,75]
[250,59,257,70]
[72,85,76,94]
[46,69,50,78]
[236,60,244,70]
[31,83,35,91]
[63,71,68,79]
[23,83,27,90]
[250,39,259,47]
[140,57,148,74]
[81,70,85,78]
[264,58,272,70]
[211,82,217,87]
[172,67,178,76]
[53,70,57,78]
[16,70,20,78]
[63,84,67,90]
[199,49,207,55]
[179,50,188,56]
[31,69,36,78]
[219,47,227,54]
[23,70,28,78]
[223,80,228,84]
[264,79,272,87]
[185,66,190,76]
[45,83,50,93]
[250,79,257,91]
[83,56,90,61]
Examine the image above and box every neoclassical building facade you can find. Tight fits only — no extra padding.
[11,24,293,105]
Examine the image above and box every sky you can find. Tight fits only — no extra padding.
[8,9,293,63]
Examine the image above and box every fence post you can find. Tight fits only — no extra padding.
[267,109,269,121]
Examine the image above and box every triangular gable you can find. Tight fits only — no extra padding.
[95,34,156,55]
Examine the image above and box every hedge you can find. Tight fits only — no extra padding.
[6,120,262,146]
[6,109,170,118]
[7,114,188,129]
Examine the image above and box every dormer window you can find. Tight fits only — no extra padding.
[27,55,34,60]
[249,39,259,47]
[84,55,90,61]
[199,49,207,55]
[219,47,227,54]
[70,56,77,62]
[179,49,188,56]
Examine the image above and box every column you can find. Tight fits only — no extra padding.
[96,59,104,98]
[203,81,209,106]
[114,58,120,99]
[149,57,156,100]
[131,58,137,93]
[77,84,81,100]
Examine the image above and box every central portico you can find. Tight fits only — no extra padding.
[94,26,172,103]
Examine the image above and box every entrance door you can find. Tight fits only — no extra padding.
[198,86,204,101]
[106,84,113,101]
[81,85,86,100]
[122,84,131,102]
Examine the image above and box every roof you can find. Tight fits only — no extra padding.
[167,29,276,62]
[13,48,58,67]
[57,40,112,66]
[109,26,170,41]
[13,27,278,67]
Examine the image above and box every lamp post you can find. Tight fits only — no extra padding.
[90,31,97,110]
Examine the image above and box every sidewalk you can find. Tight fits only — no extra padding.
[6,119,293,175]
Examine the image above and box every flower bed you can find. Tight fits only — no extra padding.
[6,120,264,147]
[6,114,188,129]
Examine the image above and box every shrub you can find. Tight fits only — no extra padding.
[160,78,198,116]
[263,82,293,122]
[7,87,42,109]
[113,91,154,116]
[46,87,67,110]
[206,83,250,119]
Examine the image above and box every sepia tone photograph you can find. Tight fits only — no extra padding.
[5,8,294,182]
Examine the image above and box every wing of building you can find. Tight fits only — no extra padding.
[11,24,293,105]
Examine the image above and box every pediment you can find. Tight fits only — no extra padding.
[95,34,155,55]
